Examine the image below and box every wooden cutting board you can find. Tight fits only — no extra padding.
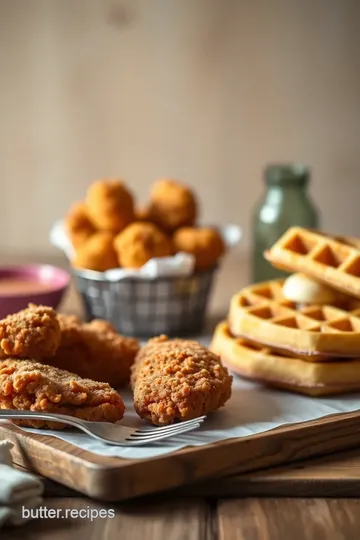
[2,409,360,502]
[188,448,360,498]
[35,447,360,500]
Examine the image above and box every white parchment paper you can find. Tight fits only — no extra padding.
[11,376,360,460]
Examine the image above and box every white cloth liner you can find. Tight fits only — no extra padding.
[49,221,242,280]
[12,376,360,461]
[0,440,43,528]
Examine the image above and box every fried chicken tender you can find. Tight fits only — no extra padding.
[43,314,140,388]
[0,305,61,358]
[114,222,174,269]
[173,227,225,271]
[72,232,118,272]
[65,202,97,248]
[131,335,232,425]
[0,359,125,429]
[85,179,135,233]
[148,179,197,233]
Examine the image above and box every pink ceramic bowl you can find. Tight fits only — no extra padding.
[0,265,70,318]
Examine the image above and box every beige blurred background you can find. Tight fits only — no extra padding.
[0,0,359,258]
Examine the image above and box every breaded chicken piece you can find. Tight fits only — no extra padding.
[85,319,118,334]
[148,179,197,233]
[131,335,232,425]
[85,179,135,233]
[43,314,140,388]
[72,231,119,272]
[114,222,174,269]
[65,201,97,249]
[173,227,225,271]
[135,205,152,222]
[0,359,125,429]
[0,305,61,358]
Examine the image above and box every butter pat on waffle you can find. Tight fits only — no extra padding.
[211,322,360,396]
[228,279,360,358]
[265,227,360,299]
[282,273,349,305]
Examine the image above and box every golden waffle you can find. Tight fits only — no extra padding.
[211,321,360,396]
[228,279,360,358]
[265,227,360,298]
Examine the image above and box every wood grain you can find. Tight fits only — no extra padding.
[3,405,360,501]
[1,498,210,540]
[173,447,360,498]
[4,497,360,540]
[1,2,360,254]
[17,447,360,500]
[218,499,360,540]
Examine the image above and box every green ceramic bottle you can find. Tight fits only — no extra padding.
[251,164,319,283]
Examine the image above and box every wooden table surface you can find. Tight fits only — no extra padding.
[3,253,360,539]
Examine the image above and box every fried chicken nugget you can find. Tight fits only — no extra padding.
[72,231,118,272]
[148,179,197,233]
[43,314,140,388]
[0,358,125,429]
[85,179,135,233]
[131,335,232,425]
[0,305,61,358]
[114,222,174,269]
[65,202,97,249]
[135,205,151,222]
[173,227,225,271]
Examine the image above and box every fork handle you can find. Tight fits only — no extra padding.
[0,409,83,429]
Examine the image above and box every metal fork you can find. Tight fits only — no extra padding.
[0,410,206,446]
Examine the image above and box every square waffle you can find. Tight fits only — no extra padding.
[211,321,360,396]
[228,279,360,358]
[265,227,360,298]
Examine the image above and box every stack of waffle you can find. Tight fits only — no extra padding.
[211,227,360,396]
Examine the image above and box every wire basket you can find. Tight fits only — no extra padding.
[73,266,218,337]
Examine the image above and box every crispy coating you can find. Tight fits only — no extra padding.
[114,222,174,269]
[84,319,118,334]
[43,314,140,388]
[148,179,197,233]
[65,202,97,248]
[72,232,118,272]
[85,179,135,233]
[135,206,152,222]
[131,335,232,425]
[0,359,125,429]
[0,305,61,358]
[173,227,225,271]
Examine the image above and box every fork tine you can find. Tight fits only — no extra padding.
[152,415,206,430]
[126,422,201,444]
[129,422,200,440]
[137,416,206,435]
[133,417,205,437]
